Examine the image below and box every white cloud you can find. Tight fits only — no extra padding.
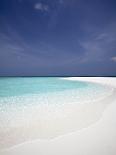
[111,56,116,62]
[78,22,116,64]
[34,3,49,12]
[34,3,43,10]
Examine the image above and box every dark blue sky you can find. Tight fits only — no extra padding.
[0,0,116,76]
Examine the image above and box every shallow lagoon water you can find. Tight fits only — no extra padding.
[0,77,114,149]
[0,77,111,106]
[0,77,88,97]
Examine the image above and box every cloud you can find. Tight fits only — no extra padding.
[7,45,24,51]
[78,22,116,64]
[111,56,116,62]
[34,3,49,12]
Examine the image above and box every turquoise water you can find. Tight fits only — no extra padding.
[0,77,87,97]
[0,78,111,108]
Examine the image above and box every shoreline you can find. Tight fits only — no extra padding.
[0,77,116,155]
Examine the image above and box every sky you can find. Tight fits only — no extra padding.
[0,0,116,76]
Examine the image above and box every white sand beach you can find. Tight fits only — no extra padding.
[0,77,116,155]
